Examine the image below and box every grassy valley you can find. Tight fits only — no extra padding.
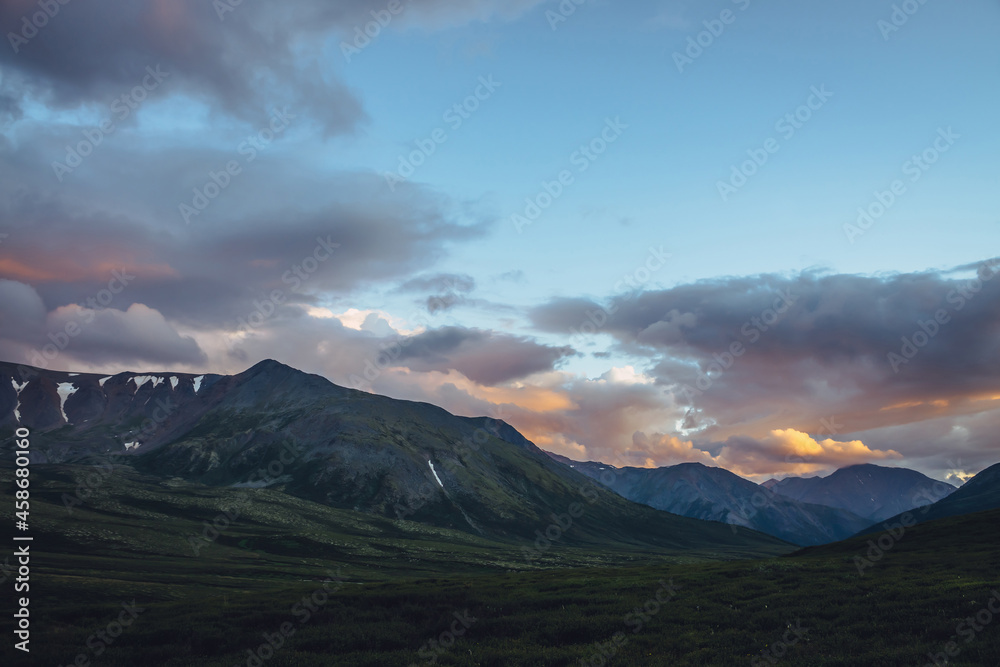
[4,464,999,666]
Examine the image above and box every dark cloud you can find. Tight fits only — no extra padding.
[0,0,545,134]
[530,262,1000,438]
[0,174,488,329]
[397,273,476,295]
[396,273,476,313]
[0,1,362,135]
[395,326,575,385]
[0,279,205,369]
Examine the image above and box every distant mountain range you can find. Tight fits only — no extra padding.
[762,463,956,522]
[546,458,967,546]
[858,461,1000,534]
[4,358,992,554]
[547,455,873,546]
[0,359,788,557]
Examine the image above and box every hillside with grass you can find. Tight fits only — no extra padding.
[3,464,999,666]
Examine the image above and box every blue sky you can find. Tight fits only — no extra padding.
[1,0,999,482]
[332,0,1000,328]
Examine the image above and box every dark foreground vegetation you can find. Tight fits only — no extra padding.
[4,465,999,666]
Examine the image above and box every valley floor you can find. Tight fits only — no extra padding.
[4,466,1000,666]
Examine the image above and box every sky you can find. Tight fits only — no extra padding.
[1,0,998,484]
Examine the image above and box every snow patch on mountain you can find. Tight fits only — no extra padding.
[11,379,28,421]
[428,461,444,488]
[56,382,78,422]
[134,375,165,390]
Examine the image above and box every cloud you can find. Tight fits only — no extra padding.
[0,280,205,369]
[397,273,476,295]
[529,261,1000,441]
[397,272,477,313]
[0,0,362,135]
[0,176,488,329]
[0,279,46,338]
[43,302,207,366]
[395,327,575,385]
[623,429,901,478]
[0,0,546,135]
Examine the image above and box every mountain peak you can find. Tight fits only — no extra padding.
[838,463,890,471]
[246,358,295,373]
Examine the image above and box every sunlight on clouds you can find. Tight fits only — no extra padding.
[332,308,423,335]
[0,258,176,283]
[306,306,336,319]
[763,429,902,462]
[630,432,714,468]
[598,366,654,385]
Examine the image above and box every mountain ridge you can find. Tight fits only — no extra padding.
[765,462,956,522]
[0,358,790,557]
[857,461,1000,535]
[546,453,875,546]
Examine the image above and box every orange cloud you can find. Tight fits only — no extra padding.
[0,257,177,283]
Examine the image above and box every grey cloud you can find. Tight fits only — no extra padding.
[528,262,1000,446]
[395,326,575,385]
[397,273,476,295]
[0,173,488,330]
[0,0,545,134]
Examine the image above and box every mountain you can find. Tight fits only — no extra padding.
[547,455,874,546]
[0,359,790,556]
[764,463,956,522]
[857,462,1000,534]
